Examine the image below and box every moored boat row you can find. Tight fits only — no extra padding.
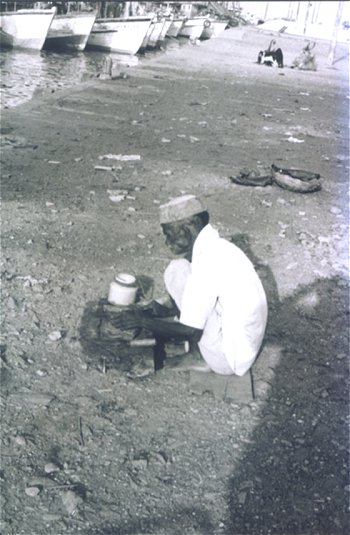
[0,6,228,55]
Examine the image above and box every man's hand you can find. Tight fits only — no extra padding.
[138,299,178,318]
[110,309,144,330]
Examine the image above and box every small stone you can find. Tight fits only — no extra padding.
[238,491,247,504]
[318,236,331,244]
[14,435,27,446]
[131,458,148,470]
[25,486,40,497]
[150,451,168,465]
[109,194,125,203]
[330,207,342,215]
[7,296,17,309]
[61,490,83,515]
[336,353,346,360]
[48,330,62,342]
[44,462,60,474]
[42,513,62,522]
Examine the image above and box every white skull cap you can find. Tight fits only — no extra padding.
[159,194,205,224]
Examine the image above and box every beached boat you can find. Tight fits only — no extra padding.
[44,10,97,52]
[158,17,173,43]
[146,16,166,48]
[140,15,157,49]
[0,7,56,50]
[178,17,206,40]
[87,16,152,55]
[200,20,228,40]
[166,17,185,38]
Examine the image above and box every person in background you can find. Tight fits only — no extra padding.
[111,195,268,376]
[257,39,284,68]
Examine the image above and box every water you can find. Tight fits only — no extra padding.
[0,48,140,109]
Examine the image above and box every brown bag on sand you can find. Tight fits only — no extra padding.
[230,169,273,187]
[271,164,321,193]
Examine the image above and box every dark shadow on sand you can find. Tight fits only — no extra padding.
[226,275,349,535]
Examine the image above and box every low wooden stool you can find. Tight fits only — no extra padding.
[189,368,255,402]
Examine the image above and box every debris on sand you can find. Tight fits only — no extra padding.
[271,164,322,193]
[229,168,273,187]
[98,154,141,161]
[230,165,321,193]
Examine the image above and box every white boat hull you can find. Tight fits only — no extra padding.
[158,19,172,42]
[45,11,97,51]
[87,17,151,55]
[0,8,56,50]
[140,18,156,48]
[178,18,205,39]
[147,18,165,48]
[167,18,184,38]
[201,20,228,40]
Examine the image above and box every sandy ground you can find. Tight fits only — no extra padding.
[0,27,349,535]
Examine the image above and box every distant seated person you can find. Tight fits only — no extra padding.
[291,41,317,71]
[112,195,268,376]
[257,39,284,68]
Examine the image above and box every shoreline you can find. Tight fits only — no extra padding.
[1,26,348,112]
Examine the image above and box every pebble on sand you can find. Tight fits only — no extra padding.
[61,490,83,515]
[25,486,41,497]
[44,462,60,474]
[48,330,62,342]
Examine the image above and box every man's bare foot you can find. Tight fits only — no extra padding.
[166,353,211,372]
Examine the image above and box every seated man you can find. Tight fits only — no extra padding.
[257,39,284,68]
[112,195,268,376]
[291,41,317,71]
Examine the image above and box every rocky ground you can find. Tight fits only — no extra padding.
[0,27,349,535]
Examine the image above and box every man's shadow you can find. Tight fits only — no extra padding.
[225,274,349,535]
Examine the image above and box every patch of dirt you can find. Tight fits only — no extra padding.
[0,28,349,535]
